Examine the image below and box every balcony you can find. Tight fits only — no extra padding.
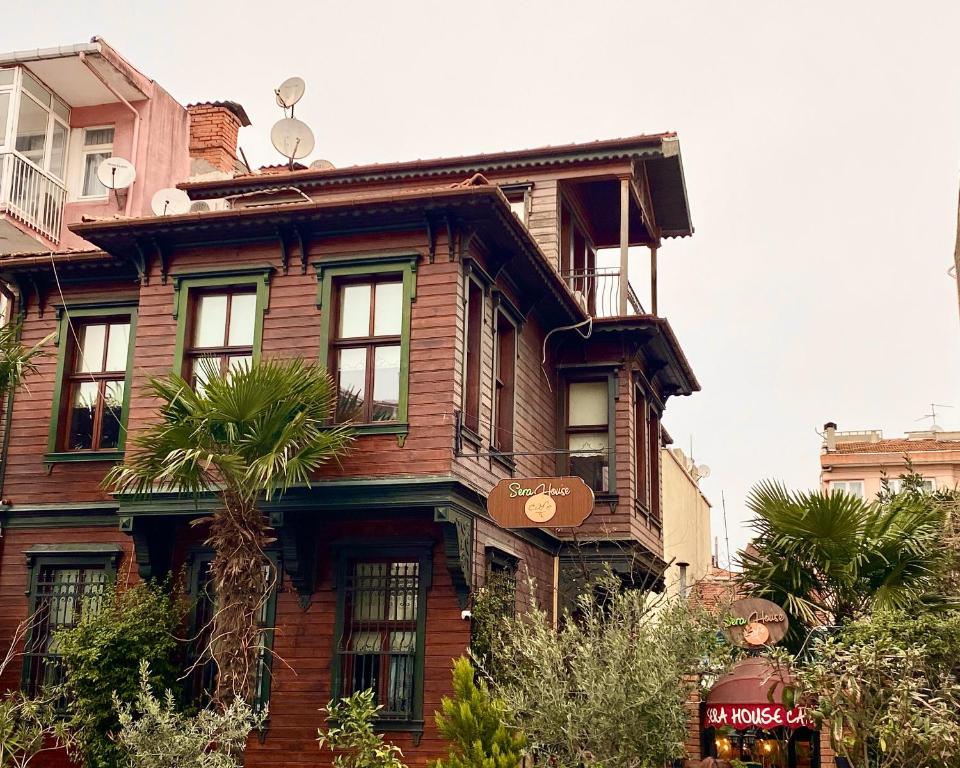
[0,150,66,244]
[561,266,644,318]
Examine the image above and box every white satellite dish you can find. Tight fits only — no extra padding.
[696,464,711,479]
[309,158,335,171]
[271,118,315,162]
[151,187,191,216]
[96,157,136,191]
[275,77,306,109]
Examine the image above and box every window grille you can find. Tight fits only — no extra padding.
[337,561,420,720]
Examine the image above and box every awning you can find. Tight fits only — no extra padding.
[705,657,813,731]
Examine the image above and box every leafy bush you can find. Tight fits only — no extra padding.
[114,661,262,768]
[55,579,186,768]
[318,689,406,768]
[469,573,516,679]
[486,576,729,768]
[434,657,525,768]
[0,693,70,768]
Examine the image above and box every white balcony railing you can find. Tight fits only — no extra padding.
[561,267,644,318]
[0,151,67,244]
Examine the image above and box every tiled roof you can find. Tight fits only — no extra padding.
[833,438,960,454]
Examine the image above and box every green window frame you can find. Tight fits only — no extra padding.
[21,544,121,694]
[184,550,278,713]
[315,255,417,440]
[45,302,138,464]
[171,266,273,378]
[332,539,432,734]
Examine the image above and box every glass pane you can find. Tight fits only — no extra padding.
[0,93,9,147]
[0,68,13,87]
[568,431,609,456]
[192,356,220,393]
[99,381,124,449]
[52,98,70,122]
[75,324,106,373]
[15,93,47,165]
[509,199,526,222]
[67,382,98,450]
[48,122,67,179]
[227,293,256,346]
[336,347,366,421]
[350,631,383,653]
[194,294,228,348]
[373,282,402,336]
[227,355,251,375]
[21,70,50,106]
[339,284,371,338]
[354,563,386,620]
[84,127,114,146]
[372,345,400,421]
[389,630,417,653]
[568,381,608,426]
[388,562,418,619]
[569,432,609,493]
[104,322,130,372]
[82,151,111,197]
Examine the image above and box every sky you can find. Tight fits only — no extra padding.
[6,0,960,566]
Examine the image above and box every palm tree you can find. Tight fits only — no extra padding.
[105,359,354,706]
[740,480,953,650]
[0,321,50,395]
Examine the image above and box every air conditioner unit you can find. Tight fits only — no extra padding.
[189,198,230,213]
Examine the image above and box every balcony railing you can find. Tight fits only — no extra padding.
[561,267,644,318]
[0,151,67,244]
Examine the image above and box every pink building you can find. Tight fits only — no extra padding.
[0,37,247,254]
[820,421,960,499]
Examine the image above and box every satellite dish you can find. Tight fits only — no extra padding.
[151,187,191,216]
[275,77,305,109]
[696,464,711,479]
[309,158,335,171]
[189,200,211,213]
[96,157,136,190]
[271,118,315,161]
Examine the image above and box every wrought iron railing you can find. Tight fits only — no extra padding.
[561,267,644,317]
[0,151,67,244]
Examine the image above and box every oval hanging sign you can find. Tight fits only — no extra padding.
[487,476,595,529]
[723,598,789,647]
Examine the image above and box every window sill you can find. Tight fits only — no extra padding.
[349,422,409,436]
[459,425,482,449]
[375,718,425,744]
[44,451,124,465]
[489,447,515,473]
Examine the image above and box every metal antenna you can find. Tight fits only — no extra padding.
[721,490,732,578]
[916,403,953,431]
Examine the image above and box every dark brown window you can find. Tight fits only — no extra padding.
[61,320,130,451]
[648,409,661,520]
[185,289,256,387]
[330,277,402,423]
[493,311,516,452]
[337,560,421,720]
[463,279,483,434]
[23,564,107,694]
[565,380,610,493]
[635,392,648,509]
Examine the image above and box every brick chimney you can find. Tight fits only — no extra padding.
[823,421,837,452]
[187,101,251,174]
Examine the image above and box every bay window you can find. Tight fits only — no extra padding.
[564,378,613,494]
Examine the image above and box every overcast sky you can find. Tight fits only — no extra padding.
[6,1,960,566]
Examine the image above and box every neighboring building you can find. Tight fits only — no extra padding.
[660,445,711,599]
[0,41,704,767]
[820,421,960,499]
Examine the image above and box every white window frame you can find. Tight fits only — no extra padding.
[887,477,936,494]
[830,480,864,498]
[76,125,115,201]
[2,67,71,180]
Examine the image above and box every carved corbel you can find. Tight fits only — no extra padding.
[434,506,473,609]
[271,510,315,609]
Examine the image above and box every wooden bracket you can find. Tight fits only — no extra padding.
[272,510,315,609]
[295,226,308,274]
[434,505,473,609]
[277,227,290,274]
[153,238,169,285]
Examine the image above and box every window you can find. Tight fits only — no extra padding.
[462,278,484,435]
[21,548,118,695]
[335,557,428,723]
[80,127,114,198]
[635,392,649,509]
[316,255,417,437]
[493,310,516,452]
[6,67,70,178]
[330,277,403,423]
[171,268,272,387]
[185,289,256,387]
[483,548,518,618]
[565,379,611,493]
[500,184,531,226]
[47,305,137,462]
[830,480,864,498]
[185,554,277,711]
[648,408,661,521]
[887,477,936,494]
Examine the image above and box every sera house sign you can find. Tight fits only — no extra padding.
[487,476,595,529]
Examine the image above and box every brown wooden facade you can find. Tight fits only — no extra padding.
[0,135,698,766]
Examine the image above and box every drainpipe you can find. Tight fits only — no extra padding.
[79,52,140,216]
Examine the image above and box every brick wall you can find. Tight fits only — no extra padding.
[187,103,243,173]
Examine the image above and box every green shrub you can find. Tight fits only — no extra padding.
[318,689,406,768]
[55,579,186,768]
[434,657,525,768]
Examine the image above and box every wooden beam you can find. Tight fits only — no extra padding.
[619,177,629,316]
[650,246,658,316]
